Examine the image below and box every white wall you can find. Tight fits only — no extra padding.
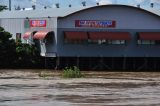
[0,18,24,39]
[0,17,58,57]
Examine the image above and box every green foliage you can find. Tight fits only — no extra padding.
[0,27,16,68]
[0,26,44,68]
[0,5,7,11]
[0,27,4,31]
[15,40,43,68]
[62,66,83,78]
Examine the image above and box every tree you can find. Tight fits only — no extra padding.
[0,27,16,68]
[15,40,44,68]
[0,5,7,11]
[0,6,44,68]
[0,27,43,68]
[0,5,15,68]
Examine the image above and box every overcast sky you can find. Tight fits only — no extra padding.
[0,0,160,10]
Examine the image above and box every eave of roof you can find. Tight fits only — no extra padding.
[61,5,160,18]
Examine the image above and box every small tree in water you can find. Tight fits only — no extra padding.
[62,66,83,78]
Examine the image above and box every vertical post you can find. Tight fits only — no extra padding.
[133,58,136,70]
[77,56,79,68]
[9,0,11,11]
[66,57,68,67]
[154,57,157,71]
[55,57,60,70]
[123,55,126,71]
[145,55,148,70]
[45,57,46,69]
[89,57,91,70]
[111,57,114,69]
[100,56,103,70]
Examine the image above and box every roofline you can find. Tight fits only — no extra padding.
[58,5,160,18]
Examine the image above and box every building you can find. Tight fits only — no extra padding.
[0,5,160,70]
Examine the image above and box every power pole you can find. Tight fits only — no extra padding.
[9,0,11,11]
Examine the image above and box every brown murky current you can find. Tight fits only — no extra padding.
[0,70,160,106]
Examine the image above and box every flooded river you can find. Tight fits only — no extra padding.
[0,70,160,106]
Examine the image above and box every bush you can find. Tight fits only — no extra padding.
[0,26,43,68]
[15,40,44,68]
[0,28,16,68]
[62,66,83,78]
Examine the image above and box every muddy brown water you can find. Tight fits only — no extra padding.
[0,70,160,106]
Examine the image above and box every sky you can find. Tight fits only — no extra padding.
[0,0,160,10]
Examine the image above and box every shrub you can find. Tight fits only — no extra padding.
[62,66,83,78]
[15,40,44,68]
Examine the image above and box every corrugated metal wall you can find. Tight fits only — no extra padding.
[0,18,24,39]
[0,17,58,57]
[57,6,160,57]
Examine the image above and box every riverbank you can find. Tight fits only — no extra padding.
[0,69,160,79]
[0,70,160,106]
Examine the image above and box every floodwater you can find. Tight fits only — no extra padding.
[0,70,160,106]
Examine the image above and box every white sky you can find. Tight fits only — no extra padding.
[0,0,160,10]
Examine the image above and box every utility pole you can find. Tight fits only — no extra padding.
[9,0,11,11]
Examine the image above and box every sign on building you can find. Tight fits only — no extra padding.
[30,20,47,27]
[75,20,116,28]
[24,20,30,28]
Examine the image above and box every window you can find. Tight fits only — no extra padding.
[64,39,87,44]
[16,33,21,42]
[108,40,125,45]
[137,40,155,45]
[88,39,126,45]
[88,39,110,45]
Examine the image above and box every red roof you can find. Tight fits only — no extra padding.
[88,32,131,40]
[23,31,33,39]
[33,31,52,39]
[64,31,88,40]
[138,32,160,40]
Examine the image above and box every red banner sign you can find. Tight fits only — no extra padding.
[75,20,116,28]
[30,20,46,27]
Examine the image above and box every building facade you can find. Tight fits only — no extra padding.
[0,5,160,70]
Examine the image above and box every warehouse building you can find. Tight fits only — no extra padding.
[0,5,160,70]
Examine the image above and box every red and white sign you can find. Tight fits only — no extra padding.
[75,20,116,28]
[30,20,47,27]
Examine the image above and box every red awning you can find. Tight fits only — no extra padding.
[89,32,131,40]
[138,32,160,40]
[33,31,53,39]
[23,31,33,39]
[64,31,88,40]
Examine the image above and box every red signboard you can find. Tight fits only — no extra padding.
[30,20,46,27]
[75,20,116,28]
